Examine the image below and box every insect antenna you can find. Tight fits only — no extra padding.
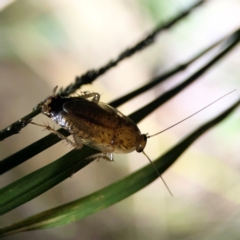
[147,89,236,139]
[142,150,173,196]
[142,89,236,196]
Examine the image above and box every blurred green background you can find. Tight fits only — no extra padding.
[0,0,240,239]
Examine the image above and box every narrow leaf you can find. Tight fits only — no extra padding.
[0,98,239,237]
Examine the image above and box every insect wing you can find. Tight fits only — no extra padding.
[63,98,98,112]
[63,99,101,138]
[63,98,140,151]
[97,101,135,124]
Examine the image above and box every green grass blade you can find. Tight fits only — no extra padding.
[0,98,239,237]
[0,129,70,174]
[129,30,240,122]
[0,146,98,215]
[110,33,227,107]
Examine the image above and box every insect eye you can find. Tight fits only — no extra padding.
[136,134,147,152]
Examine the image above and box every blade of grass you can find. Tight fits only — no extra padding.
[110,31,229,107]
[129,29,240,122]
[0,97,239,237]
[0,146,98,215]
[0,128,69,175]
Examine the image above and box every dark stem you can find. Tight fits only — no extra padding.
[129,29,240,122]
[59,0,206,97]
[110,31,228,107]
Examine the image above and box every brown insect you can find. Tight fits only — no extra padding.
[30,87,235,195]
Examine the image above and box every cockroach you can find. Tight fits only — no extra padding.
[30,87,235,195]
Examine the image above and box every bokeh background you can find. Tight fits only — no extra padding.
[0,0,240,239]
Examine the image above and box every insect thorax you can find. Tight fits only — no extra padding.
[41,96,77,128]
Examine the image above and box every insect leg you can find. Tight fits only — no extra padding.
[30,121,82,149]
[73,134,83,149]
[80,92,100,103]
[86,152,114,162]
